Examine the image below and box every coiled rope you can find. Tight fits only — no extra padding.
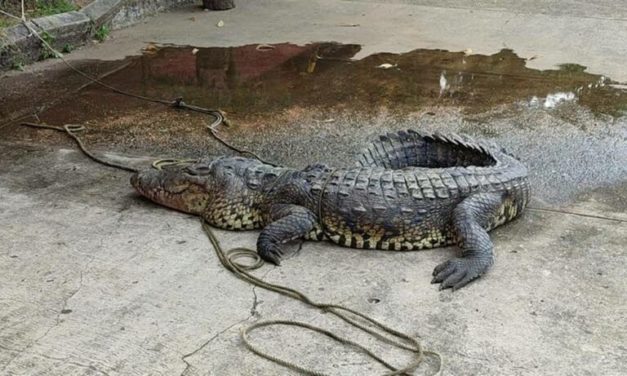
[203,220,442,375]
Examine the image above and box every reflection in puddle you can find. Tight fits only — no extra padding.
[532,92,577,109]
[35,42,626,126]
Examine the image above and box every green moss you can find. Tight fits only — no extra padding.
[0,1,77,28]
[94,24,110,42]
[8,48,27,70]
[0,17,17,29]
[39,31,58,60]
[11,60,25,71]
[32,0,77,17]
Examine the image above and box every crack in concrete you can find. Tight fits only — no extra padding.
[178,263,278,376]
[178,317,249,376]
[0,262,93,373]
[0,207,128,373]
[250,284,262,318]
[250,266,276,318]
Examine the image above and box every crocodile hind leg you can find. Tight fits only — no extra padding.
[257,204,317,265]
[432,192,506,290]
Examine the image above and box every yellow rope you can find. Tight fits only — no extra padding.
[201,219,442,376]
[21,122,139,172]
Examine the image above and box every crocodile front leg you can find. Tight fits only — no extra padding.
[432,192,506,290]
[257,204,317,265]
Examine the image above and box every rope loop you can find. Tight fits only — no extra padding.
[225,247,264,271]
[151,158,199,170]
[64,124,86,133]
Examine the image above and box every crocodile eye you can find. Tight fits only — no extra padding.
[185,165,212,176]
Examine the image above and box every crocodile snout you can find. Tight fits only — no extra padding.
[130,169,162,193]
[130,172,139,189]
[129,168,208,215]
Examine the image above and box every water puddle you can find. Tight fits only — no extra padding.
[23,42,627,122]
[3,42,626,153]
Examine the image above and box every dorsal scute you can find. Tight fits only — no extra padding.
[430,131,498,156]
[357,129,499,169]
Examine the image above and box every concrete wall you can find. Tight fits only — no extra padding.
[0,0,195,71]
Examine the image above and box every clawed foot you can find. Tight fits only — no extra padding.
[257,243,283,265]
[431,256,493,291]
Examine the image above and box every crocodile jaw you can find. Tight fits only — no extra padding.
[130,169,209,215]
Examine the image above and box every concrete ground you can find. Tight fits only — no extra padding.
[1,1,626,375]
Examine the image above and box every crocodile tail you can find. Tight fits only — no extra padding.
[356,130,498,169]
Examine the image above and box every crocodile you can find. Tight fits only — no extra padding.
[131,130,529,290]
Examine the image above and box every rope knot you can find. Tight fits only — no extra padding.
[172,97,185,108]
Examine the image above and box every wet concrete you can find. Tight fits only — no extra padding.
[35,43,627,116]
[1,1,626,376]
[2,43,626,126]
[2,43,626,205]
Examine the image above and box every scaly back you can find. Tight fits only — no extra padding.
[356,130,502,170]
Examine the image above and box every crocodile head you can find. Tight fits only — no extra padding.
[130,160,216,215]
[131,156,267,219]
